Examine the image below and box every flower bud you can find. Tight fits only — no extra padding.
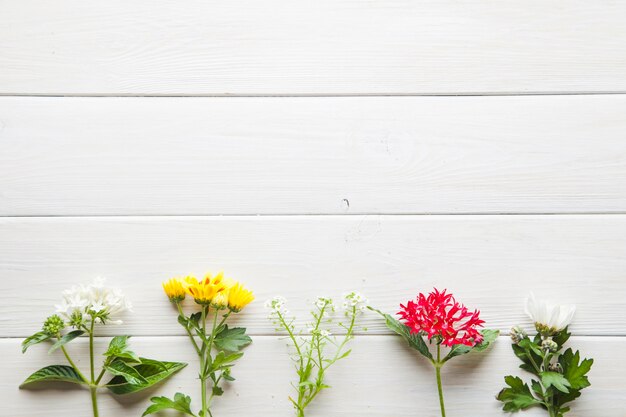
[42,314,65,335]
[510,326,527,344]
[548,362,563,373]
[541,337,558,352]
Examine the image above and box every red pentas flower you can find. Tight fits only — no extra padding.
[398,288,484,347]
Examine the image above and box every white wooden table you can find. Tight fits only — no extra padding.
[1,1,626,416]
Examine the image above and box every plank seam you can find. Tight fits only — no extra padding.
[2,92,626,98]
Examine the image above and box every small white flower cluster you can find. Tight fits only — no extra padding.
[265,296,289,318]
[308,328,331,338]
[342,291,368,314]
[55,277,133,326]
[314,296,334,311]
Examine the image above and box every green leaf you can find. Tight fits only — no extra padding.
[103,335,140,363]
[445,329,499,361]
[211,351,244,370]
[213,325,252,352]
[497,375,542,412]
[212,386,224,396]
[560,348,593,390]
[48,330,85,353]
[553,328,571,350]
[106,358,187,395]
[541,371,571,393]
[105,359,149,385]
[20,365,86,387]
[369,307,433,360]
[22,331,52,353]
[142,392,195,417]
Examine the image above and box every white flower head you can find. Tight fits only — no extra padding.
[265,296,289,318]
[525,292,575,335]
[56,277,131,326]
[342,291,368,314]
[314,296,334,311]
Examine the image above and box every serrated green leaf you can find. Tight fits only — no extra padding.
[369,307,433,360]
[103,335,140,363]
[212,385,224,396]
[541,371,571,393]
[142,392,195,416]
[20,365,86,387]
[106,359,187,395]
[553,328,571,350]
[48,330,84,354]
[213,325,252,352]
[497,375,542,412]
[560,348,593,390]
[22,331,52,353]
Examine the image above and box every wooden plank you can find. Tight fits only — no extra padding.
[1,1,626,95]
[1,215,625,337]
[3,95,626,216]
[3,335,621,416]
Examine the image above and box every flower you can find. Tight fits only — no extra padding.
[398,288,484,347]
[342,291,368,314]
[54,277,132,326]
[162,278,186,302]
[525,293,575,335]
[227,282,254,312]
[315,297,334,311]
[183,272,229,305]
[265,296,289,318]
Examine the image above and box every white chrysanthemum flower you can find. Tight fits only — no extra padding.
[525,293,575,335]
[342,291,368,313]
[55,277,132,326]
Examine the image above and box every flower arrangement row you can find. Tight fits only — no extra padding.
[20,273,593,417]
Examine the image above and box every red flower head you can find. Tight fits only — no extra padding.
[398,288,484,347]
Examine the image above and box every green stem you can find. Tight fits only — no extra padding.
[59,345,89,383]
[200,306,208,417]
[90,386,99,417]
[177,302,201,355]
[88,319,99,417]
[89,320,95,381]
[435,344,446,417]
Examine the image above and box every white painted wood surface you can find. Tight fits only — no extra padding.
[2,95,626,216]
[2,1,625,415]
[1,215,626,338]
[4,336,623,417]
[2,1,626,95]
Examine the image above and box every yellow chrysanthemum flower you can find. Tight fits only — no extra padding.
[183,272,229,305]
[228,282,255,312]
[162,278,186,302]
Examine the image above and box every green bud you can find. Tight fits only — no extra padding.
[541,337,558,352]
[510,326,527,344]
[69,311,85,328]
[42,314,65,335]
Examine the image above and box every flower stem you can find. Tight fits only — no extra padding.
[90,386,99,417]
[435,344,446,417]
[87,319,100,417]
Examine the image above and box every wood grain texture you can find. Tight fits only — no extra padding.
[1,1,626,95]
[2,215,625,337]
[3,95,626,216]
[4,336,620,417]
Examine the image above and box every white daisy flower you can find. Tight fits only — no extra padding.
[525,292,575,335]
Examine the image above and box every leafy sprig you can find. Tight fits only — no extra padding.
[497,327,593,417]
[21,323,186,417]
[267,293,366,417]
